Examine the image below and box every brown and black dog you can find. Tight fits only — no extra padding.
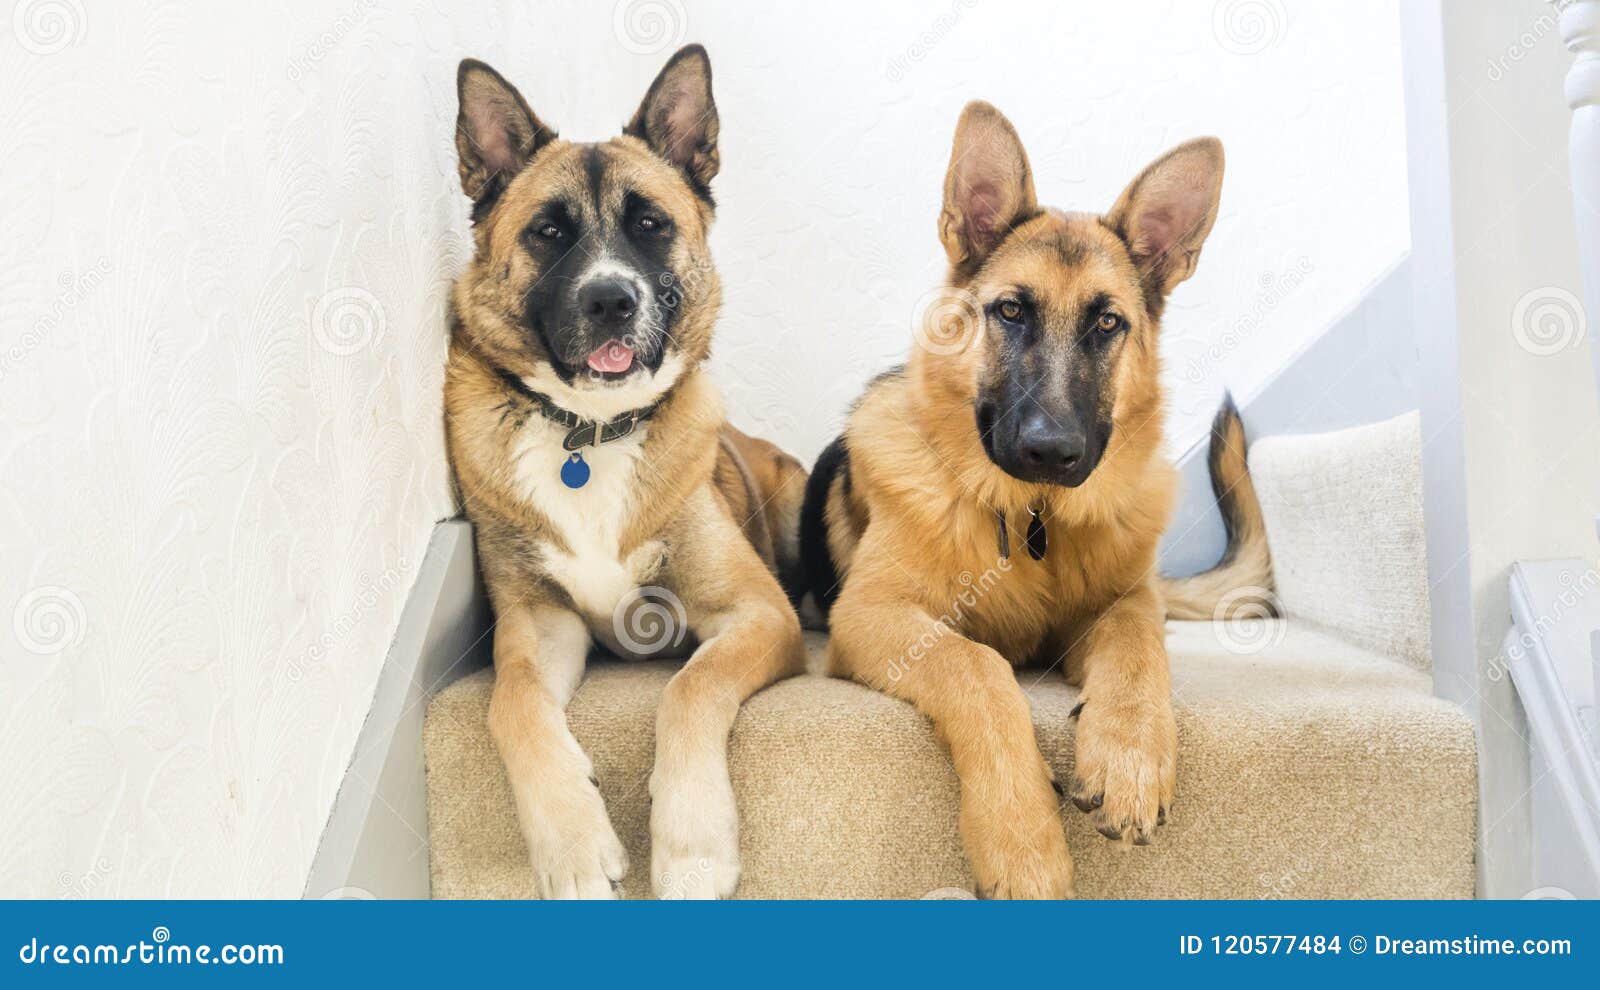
[800,102,1272,898]
[445,46,808,899]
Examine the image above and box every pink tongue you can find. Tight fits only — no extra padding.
[585,340,636,374]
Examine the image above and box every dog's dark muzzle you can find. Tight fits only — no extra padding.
[536,278,668,377]
[979,399,1102,487]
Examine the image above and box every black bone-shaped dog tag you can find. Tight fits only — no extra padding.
[1026,507,1047,560]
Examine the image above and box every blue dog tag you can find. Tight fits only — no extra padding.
[560,452,590,489]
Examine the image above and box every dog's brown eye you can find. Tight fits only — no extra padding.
[638,215,665,232]
[537,223,562,240]
[997,300,1023,323]
[1096,312,1124,333]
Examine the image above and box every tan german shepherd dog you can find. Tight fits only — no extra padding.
[798,102,1272,898]
[445,46,808,899]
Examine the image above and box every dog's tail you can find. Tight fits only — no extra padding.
[797,435,850,618]
[715,425,811,604]
[1159,394,1276,621]
[767,451,811,607]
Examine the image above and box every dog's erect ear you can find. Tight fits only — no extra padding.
[1106,138,1225,295]
[624,44,720,196]
[456,59,556,207]
[939,101,1039,275]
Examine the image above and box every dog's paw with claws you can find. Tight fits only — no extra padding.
[1069,695,1176,846]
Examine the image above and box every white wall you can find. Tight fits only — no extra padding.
[0,0,1410,897]
[0,0,532,899]
[672,0,1413,458]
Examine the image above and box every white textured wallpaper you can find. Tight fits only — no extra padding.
[1,0,1408,897]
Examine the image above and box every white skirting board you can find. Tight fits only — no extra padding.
[1506,560,1600,899]
[303,520,491,899]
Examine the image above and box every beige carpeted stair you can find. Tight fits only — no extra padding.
[423,411,1478,899]
[425,624,1475,899]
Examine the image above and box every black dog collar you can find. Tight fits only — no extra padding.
[491,364,658,451]
[996,505,1048,562]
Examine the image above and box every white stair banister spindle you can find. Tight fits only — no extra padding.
[1556,1,1600,697]
[1558,2,1600,395]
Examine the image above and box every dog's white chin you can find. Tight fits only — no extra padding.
[521,353,688,422]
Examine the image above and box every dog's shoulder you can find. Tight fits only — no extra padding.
[840,365,956,508]
[840,364,909,456]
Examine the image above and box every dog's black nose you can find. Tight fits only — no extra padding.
[1017,411,1084,471]
[578,277,639,325]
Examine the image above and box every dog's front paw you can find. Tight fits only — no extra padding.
[648,765,740,899]
[961,768,1075,899]
[1069,695,1176,845]
[516,772,629,899]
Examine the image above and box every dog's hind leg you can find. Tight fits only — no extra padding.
[488,603,628,899]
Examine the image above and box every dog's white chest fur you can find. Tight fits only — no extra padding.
[508,418,653,622]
